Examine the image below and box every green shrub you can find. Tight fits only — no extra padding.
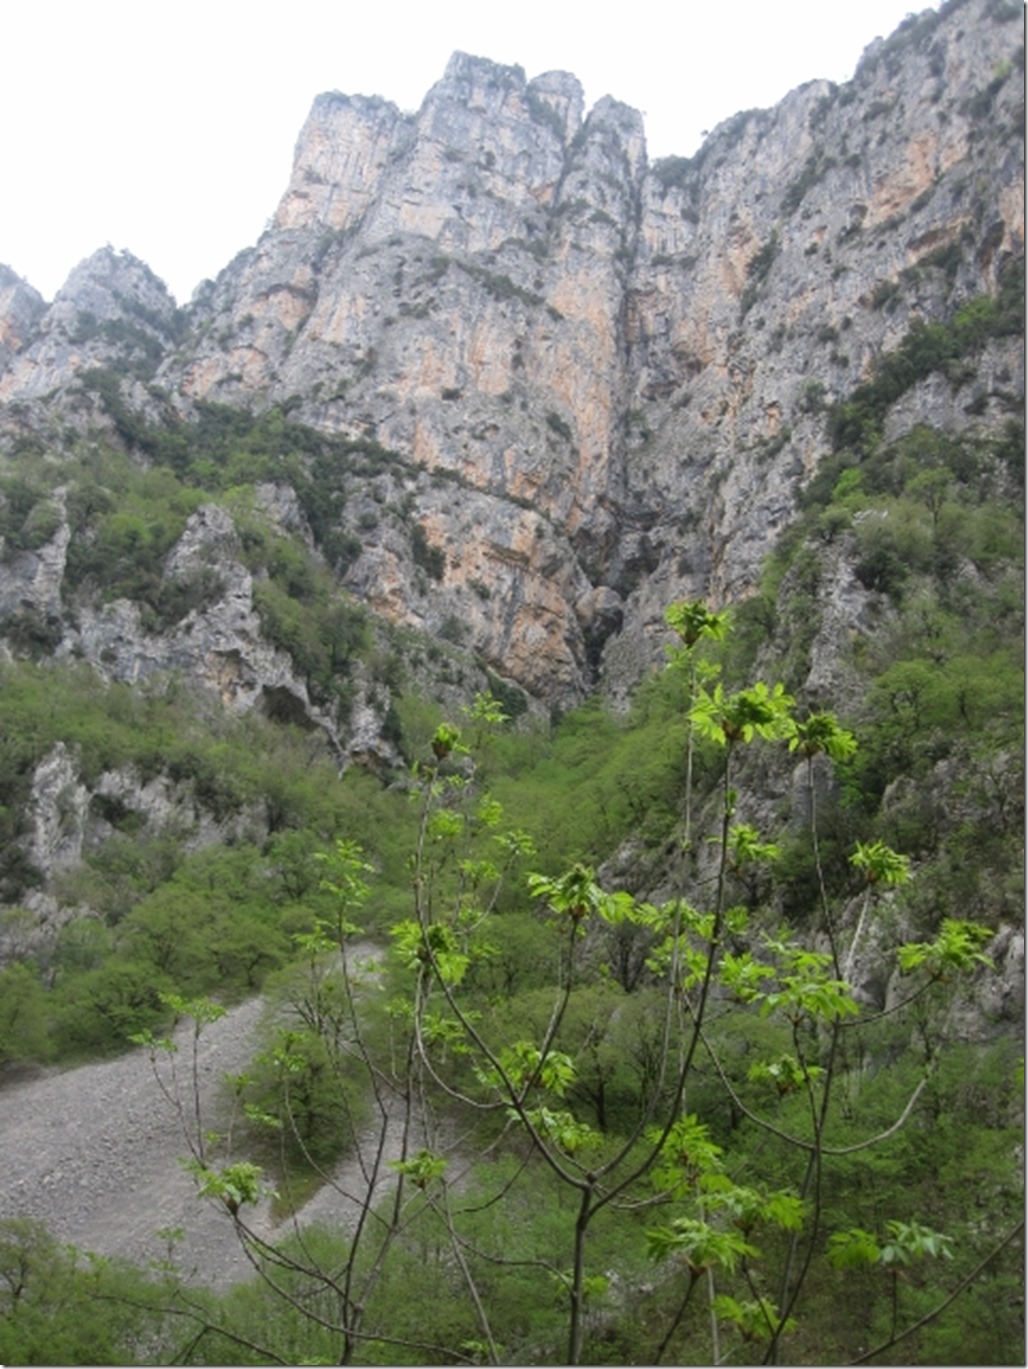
[411,523,446,580]
[545,411,574,442]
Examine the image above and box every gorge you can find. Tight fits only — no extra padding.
[0,1,1023,1363]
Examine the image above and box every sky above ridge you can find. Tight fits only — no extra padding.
[2,0,939,304]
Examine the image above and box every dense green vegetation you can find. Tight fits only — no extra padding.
[1,565,1022,1362]
[3,648,1020,1364]
[825,258,1024,460]
[0,255,1023,1363]
[0,663,422,1060]
[0,1218,184,1366]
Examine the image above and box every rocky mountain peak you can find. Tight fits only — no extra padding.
[0,247,180,401]
[430,51,585,138]
[52,246,175,321]
[0,0,1021,717]
[273,91,408,236]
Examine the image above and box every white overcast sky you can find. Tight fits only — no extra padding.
[2,1,938,305]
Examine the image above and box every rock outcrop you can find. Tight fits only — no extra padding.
[0,0,1022,712]
[0,247,180,400]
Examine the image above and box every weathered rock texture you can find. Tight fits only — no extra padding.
[0,0,1023,710]
[0,249,180,401]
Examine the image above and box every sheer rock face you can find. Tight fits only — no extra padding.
[0,0,1022,707]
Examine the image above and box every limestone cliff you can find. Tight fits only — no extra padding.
[0,0,1022,713]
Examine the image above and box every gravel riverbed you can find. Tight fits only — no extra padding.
[0,944,404,1291]
[0,996,271,1287]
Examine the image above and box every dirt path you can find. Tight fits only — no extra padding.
[0,943,407,1290]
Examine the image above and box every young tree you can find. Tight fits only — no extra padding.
[132,628,1010,1365]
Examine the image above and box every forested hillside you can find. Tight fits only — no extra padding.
[0,0,1023,1363]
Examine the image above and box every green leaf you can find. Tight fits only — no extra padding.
[466,691,509,726]
[390,919,470,984]
[158,992,226,1027]
[389,1148,448,1188]
[186,1159,264,1212]
[664,598,730,648]
[513,1105,598,1154]
[828,1227,882,1269]
[316,838,373,910]
[727,822,781,868]
[528,864,609,922]
[712,1293,797,1343]
[646,1217,758,1272]
[850,839,911,886]
[701,1177,806,1233]
[428,808,465,842]
[748,1054,821,1095]
[692,680,795,746]
[647,1114,724,1194]
[788,711,858,762]
[479,1041,577,1097]
[720,950,776,1003]
[897,918,994,977]
[496,827,537,859]
[129,1029,177,1054]
[759,935,859,1021]
[880,1219,954,1266]
[431,721,465,760]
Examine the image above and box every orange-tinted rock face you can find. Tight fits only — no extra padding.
[0,0,1022,707]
